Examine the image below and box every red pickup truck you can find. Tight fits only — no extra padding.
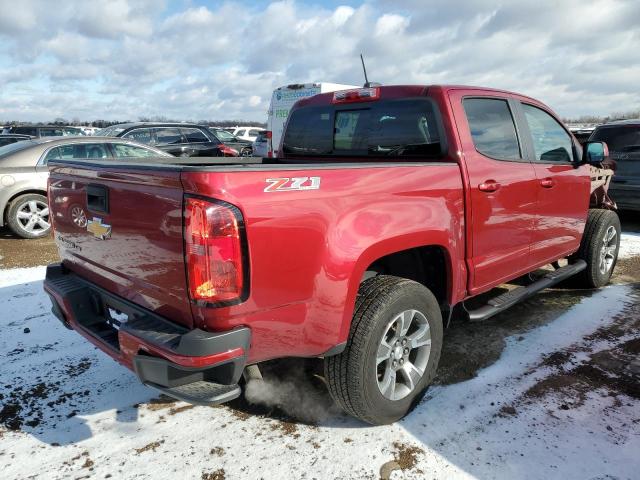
[44,85,619,425]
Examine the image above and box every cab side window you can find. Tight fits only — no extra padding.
[463,98,521,160]
[522,104,573,163]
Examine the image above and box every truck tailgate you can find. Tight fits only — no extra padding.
[48,163,193,328]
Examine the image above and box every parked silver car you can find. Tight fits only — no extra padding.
[0,136,172,239]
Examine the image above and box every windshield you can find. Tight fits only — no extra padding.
[96,126,126,137]
[282,98,443,158]
[591,125,640,153]
[0,140,37,158]
[211,129,238,142]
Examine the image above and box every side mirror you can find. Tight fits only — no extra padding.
[583,141,609,165]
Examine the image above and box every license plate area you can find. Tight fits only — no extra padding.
[77,291,140,352]
[105,305,130,331]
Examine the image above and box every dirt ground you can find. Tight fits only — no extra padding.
[0,229,59,269]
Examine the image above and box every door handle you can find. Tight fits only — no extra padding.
[540,178,555,188]
[478,180,500,192]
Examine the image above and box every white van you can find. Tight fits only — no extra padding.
[258,82,358,157]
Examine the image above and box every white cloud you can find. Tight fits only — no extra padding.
[0,0,638,121]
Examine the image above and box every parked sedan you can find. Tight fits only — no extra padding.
[97,122,252,157]
[0,137,171,239]
[590,119,640,211]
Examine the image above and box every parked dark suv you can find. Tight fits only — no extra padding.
[96,123,253,157]
[4,125,86,137]
[590,119,640,211]
[0,134,33,147]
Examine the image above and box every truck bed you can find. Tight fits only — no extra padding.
[47,156,464,363]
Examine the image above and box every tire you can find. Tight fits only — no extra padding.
[324,275,443,425]
[574,209,621,288]
[6,193,51,239]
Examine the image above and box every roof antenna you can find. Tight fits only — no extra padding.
[360,53,381,88]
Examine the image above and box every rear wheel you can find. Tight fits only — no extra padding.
[574,209,621,288]
[7,193,51,239]
[324,275,443,425]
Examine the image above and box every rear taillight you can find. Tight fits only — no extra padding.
[219,144,239,157]
[185,197,245,304]
[264,131,272,139]
[332,87,380,104]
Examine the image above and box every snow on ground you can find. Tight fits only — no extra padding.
[620,232,640,258]
[1,236,639,479]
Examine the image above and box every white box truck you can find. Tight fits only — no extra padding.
[257,82,358,157]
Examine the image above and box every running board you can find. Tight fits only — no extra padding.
[467,260,587,322]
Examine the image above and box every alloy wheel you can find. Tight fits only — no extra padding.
[376,309,432,401]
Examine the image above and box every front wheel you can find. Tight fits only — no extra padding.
[574,209,621,288]
[324,275,443,425]
[6,193,51,239]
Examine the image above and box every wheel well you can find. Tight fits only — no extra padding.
[364,246,449,307]
[3,189,47,223]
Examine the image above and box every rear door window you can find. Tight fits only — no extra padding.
[39,128,65,137]
[154,128,183,145]
[181,128,210,143]
[591,125,640,177]
[112,143,158,158]
[12,127,37,136]
[43,147,61,163]
[282,98,442,158]
[522,104,573,163]
[123,128,153,144]
[463,98,521,160]
[56,143,110,159]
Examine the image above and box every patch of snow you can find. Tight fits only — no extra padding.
[619,232,640,258]
[0,265,638,479]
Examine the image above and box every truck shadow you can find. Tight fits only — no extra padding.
[223,273,599,425]
[0,277,163,445]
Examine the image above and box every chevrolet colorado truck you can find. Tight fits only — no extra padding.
[44,85,619,425]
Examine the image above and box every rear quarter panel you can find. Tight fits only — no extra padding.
[182,163,466,362]
[0,167,47,226]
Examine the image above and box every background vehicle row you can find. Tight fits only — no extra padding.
[0,137,171,239]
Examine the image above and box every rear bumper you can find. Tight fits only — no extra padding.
[43,263,249,402]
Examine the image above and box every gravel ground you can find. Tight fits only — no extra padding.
[0,215,639,479]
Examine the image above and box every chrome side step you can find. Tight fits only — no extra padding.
[467,260,587,322]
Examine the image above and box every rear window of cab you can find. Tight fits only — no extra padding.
[282,98,444,159]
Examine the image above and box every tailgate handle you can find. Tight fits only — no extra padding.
[87,184,109,213]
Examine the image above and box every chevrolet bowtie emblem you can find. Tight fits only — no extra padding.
[87,217,111,240]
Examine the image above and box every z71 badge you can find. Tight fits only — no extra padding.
[264,176,321,193]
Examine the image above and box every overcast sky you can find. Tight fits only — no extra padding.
[0,0,638,122]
